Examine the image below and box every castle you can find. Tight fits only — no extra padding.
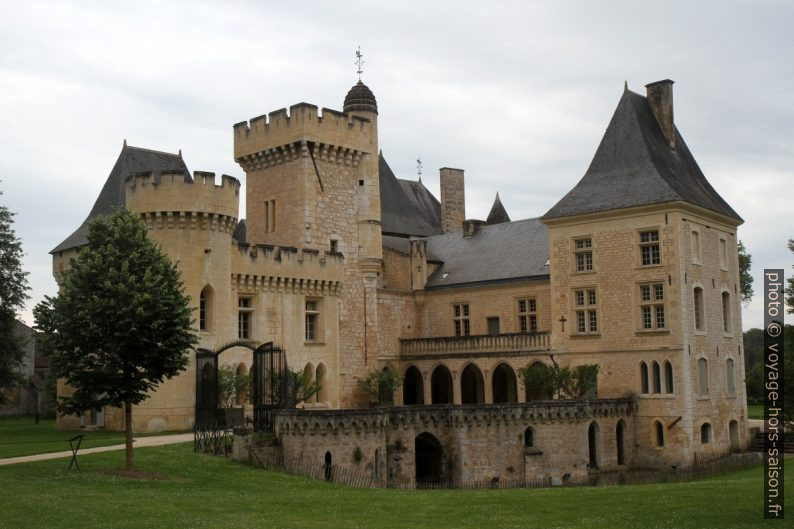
[51,77,750,485]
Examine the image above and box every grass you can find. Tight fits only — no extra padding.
[747,404,764,420]
[0,443,791,529]
[0,416,189,458]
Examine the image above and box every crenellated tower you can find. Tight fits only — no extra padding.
[233,80,383,406]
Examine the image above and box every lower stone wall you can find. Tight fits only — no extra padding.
[271,399,637,487]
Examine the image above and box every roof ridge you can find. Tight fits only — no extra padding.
[124,144,183,158]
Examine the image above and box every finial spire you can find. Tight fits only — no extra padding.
[624,80,628,92]
[355,46,364,81]
[416,156,423,182]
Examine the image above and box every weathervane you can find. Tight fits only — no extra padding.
[416,157,423,181]
[355,46,364,81]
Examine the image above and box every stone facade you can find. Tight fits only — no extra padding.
[51,77,749,480]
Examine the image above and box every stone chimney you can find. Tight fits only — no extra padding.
[462,219,485,238]
[645,80,675,149]
[440,167,465,234]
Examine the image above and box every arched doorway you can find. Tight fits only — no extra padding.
[403,366,424,405]
[430,365,453,404]
[324,451,333,482]
[492,363,517,403]
[460,364,484,404]
[415,432,443,485]
[729,420,739,451]
[588,422,599,469]
[616,419,626,465]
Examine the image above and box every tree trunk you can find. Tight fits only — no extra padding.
[125,398,133,470]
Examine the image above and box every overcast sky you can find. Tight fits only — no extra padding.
[1,1,792,331]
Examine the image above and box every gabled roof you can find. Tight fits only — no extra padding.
[542,89,741,222]
[485,192,511,225]
[52,143,191,253]
[425,218,549,289]
[398,178,442,234]
[379,153,442,237]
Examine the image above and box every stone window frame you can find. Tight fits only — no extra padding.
[653,420,665,448]
[516,297,538,334]
[572,287,598,336]
[639,361,649,394]
[718,235,728,271]
[453,302,471,337]
[697,356,710,398]
[263,198,276,233]
[199,284,214,333]
[304,297,324,343]
[700,422,713,444]
[725,357,736,397]
[636,281,668,333]
[690,226,702,265]
[692,283,706,335]
[721,289,733,336]
[572,235,595,274]
[664,360,674,395]
[636,227,662,268]
[237,294,255,340]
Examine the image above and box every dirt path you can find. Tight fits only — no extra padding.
[0,432,194,466]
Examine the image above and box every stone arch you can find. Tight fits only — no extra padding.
[415,432,443,485]
[523,426,535,448]
[524,361,553,401]
[700,422,712,444]
[403,365,424,406]
[303,363,315,403]
[664,361,674,394]
[316,363,328,403]
[654,420,665,447]
[588,421,600,469]
[430,365,453,404]
[616,419,626,465]
[460,363,485,404]
[492,363,517,404]
[199,284,214,332]
[728,419,739,450]
[324,451,333,482]
[640,361,649,394]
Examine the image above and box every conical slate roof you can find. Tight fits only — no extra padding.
[52,143,190,253]
[485,192,511,225]
[542,89,741,222]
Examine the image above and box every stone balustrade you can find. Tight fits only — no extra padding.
[399,332,551,358]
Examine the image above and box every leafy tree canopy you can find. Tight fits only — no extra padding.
[738,241,753,306]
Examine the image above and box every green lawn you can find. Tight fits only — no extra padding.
[747,404,764,420]
[0,443,790,529]
[0,416,189,458]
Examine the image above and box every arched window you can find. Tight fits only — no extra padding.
[460,364,484,404]
[588,422,599,468]
[698,358,709,396]
[640,362,649,394]
[726,359,736,396]
[316,363,327,403]
[729,420,739,450]
[693,287,705,331]
[616,420,626,465]
[652,361,661,394]
[324,451,333,482]
[199,285,214,331]
[722,292,732,333]
[700,423,712,444]
[403,366,424,406]
[664,361,674,394]
[654,420,665,447]
[524,427,534,448]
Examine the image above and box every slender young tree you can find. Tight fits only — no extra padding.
[34,209,197,470]
[0,182,30,403]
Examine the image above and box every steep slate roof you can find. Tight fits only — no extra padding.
[52,143,191,253]
[485,192,511,225]
[379,153,442,237]
[425,218,549,289]
[398,178,442,234]
[542,89,742,222]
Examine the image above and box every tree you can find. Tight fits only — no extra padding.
[33,209,197,470]
[519,361,599,400]
[218,364,250,408]
[0,182,30,403]
[738,241,753,305]
[357,367,402,405]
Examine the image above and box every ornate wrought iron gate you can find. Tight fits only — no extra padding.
[252,342,288,432]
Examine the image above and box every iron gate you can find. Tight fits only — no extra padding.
[252,342,289,432]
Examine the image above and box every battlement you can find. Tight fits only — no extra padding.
[233,103,376,166]
[124,170,240,221]
[231,243,345,296]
